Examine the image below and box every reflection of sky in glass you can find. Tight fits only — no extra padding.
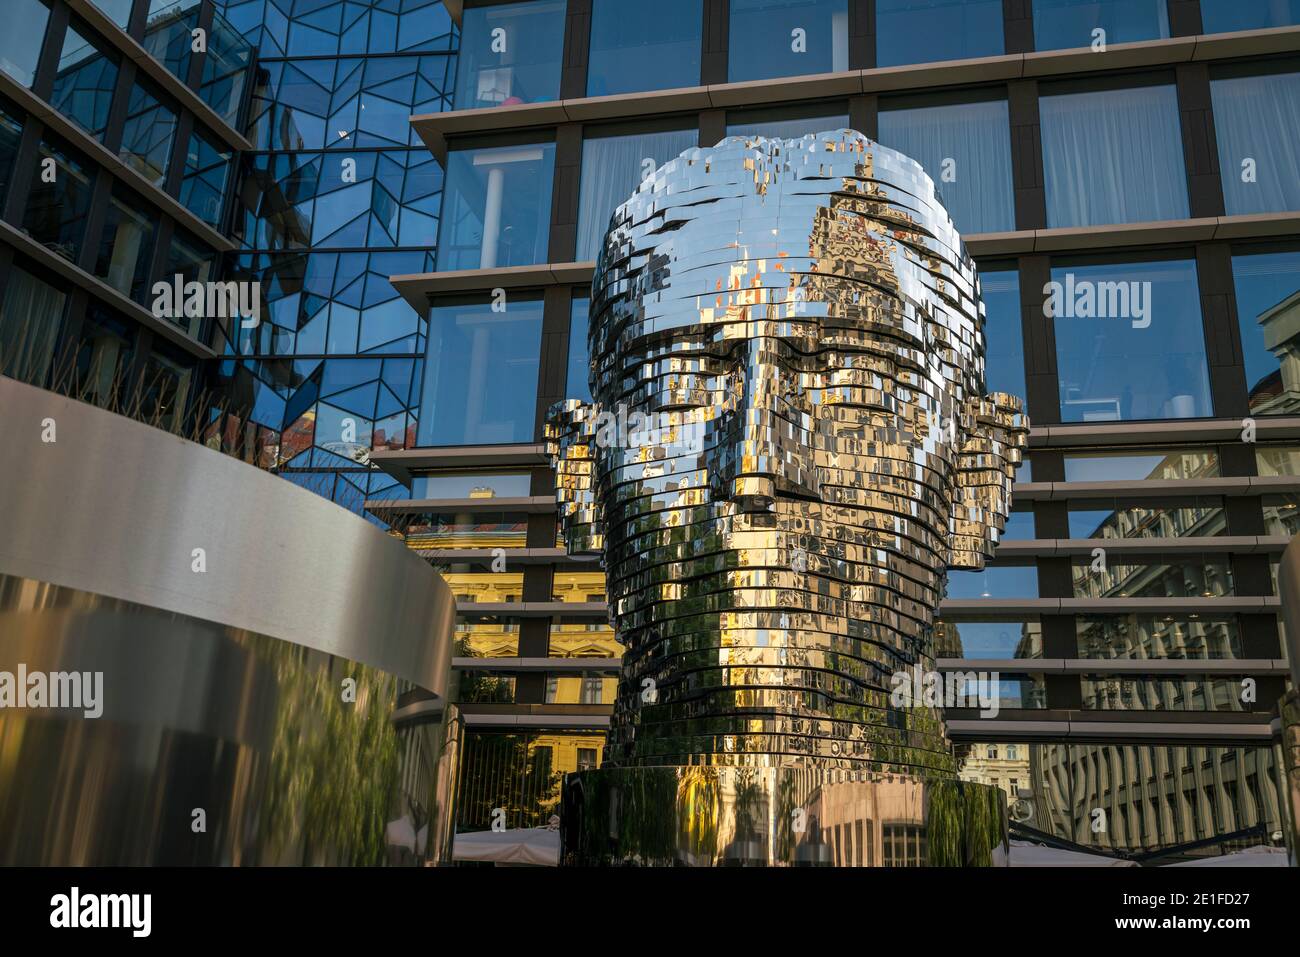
[566,296,592,403]
[942,621,1039,658]
[1231,250,1300,412]
[946,565,1038,598]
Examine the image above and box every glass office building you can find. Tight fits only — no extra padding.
[2,0,1299,859]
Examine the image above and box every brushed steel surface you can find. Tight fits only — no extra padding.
[0,376,454,696]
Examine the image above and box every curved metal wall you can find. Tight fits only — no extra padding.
[0,377,456,864]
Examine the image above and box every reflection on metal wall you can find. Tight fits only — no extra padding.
[0,377,457,864]
[543,131,1026,864]
[1278,536,1300,863]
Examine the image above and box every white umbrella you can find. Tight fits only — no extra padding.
[452,827,560,866]
[1166,845,1287,867]
[1008,840,1137,867]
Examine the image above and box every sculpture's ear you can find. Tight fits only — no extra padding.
[545,399,605,556]
[948,392,1030,570]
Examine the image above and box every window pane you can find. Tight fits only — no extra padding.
[0,0,50,88]
[1040,83,1188,226]
[181,131,231,228]
[1063,449,1219,481]
[1032,0,1169,51]
[119,84,178,186]
[89,0,134,28]
[587,0,702,96]
[1211,71,1300,215]
[1077,614,1243,660]
[982,268,1024,397]
[410,472,532,498]
[567,294,592,403]
[0,98,24,204]
[1230,248,1300,416]
[51,24,119,142]
[729,0,849,82]
[725,105,849,140]
[23,137,94,263]
[1200,0,1300,33]
[435,143,554,271]
[76,302,136,408]
[878,96,1014,234]
[1074,559,1234,598]
[143,0,199,82]
[1068,499,1225,538]
[95,188,157,303]
[1051,259,1210,421]
[576,127,697,261]
[947,564,1039,598]
[935,620,1042,658]
[200,11,253,127]
[140,338,195,433]
[0,264,66,384]
[417,297,543,445]
[162,230,215,338]
[454,0,565,110]
[875,0,1004,68]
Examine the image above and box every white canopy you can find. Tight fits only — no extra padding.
[1008,840,1137,867]
[452,827,560,866]
[1166,845,1288,867]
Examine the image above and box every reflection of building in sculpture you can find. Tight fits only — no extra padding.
[1248,289,1300,414]
[548,130,1028,778]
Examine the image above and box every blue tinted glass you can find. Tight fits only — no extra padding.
[1040,84,1188,227]
[0,103,23,202]
[1231,249,1300,416]
[181,132,231,228]
[1001,509,1035,540]
[588,0,702,96]
[1201,0,1300,32]
[51,26,119,142]
[201,12,253,127]
[981,269,1025,398]
[455,0,566,110]
[729,0,849,82]
[417,298,544,446]
[436,143,555,271]
[946,565,1039,598]
[119,85,178,186]
[1050,259,1210,422]
[1212,71,1300,216]
[725,109,849,140]
[939,620,1041,657]
[90,0,134,27]
[144,1,200,81]
[1032,0,1169,51]
[411,473,532,498]
[95,190,157,304]
[24,138,94,262]
[875,0,1004,68]
[878,97,1014,234]
[567,295,592,403]
[577,128,698,261]
[0,0,51,87]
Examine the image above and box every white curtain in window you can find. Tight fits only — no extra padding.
[878,98,1015,235]
[576,129,698,261]
[1212,71,1300,215]
[1040,84,1189,227]
[0,267,67,384]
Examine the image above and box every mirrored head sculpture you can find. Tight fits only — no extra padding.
[547,130,1028,864]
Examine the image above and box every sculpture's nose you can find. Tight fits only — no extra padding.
[706,336,820,511]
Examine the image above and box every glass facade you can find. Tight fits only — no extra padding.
[725,103,849,140]
[1231,247,1300,415]
[95,187,158,303]
[119,82,179,187]
[1211,68,1300,216]
[1040,82,1189,227]
[587,0,701,96]
[454,0,565,110]
[51,23,119,142]
[1050,258,1210,421]
[0,0,51,88]
[728,0,848,82]
[436,141,554,271]
[877,93,1014,235]
[1032,0,1169,51]
[1200,0,1300,33]
[417,296,543,446]
[576,126,696,261]
[875,0,1004,68]
[24,137,95,263]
